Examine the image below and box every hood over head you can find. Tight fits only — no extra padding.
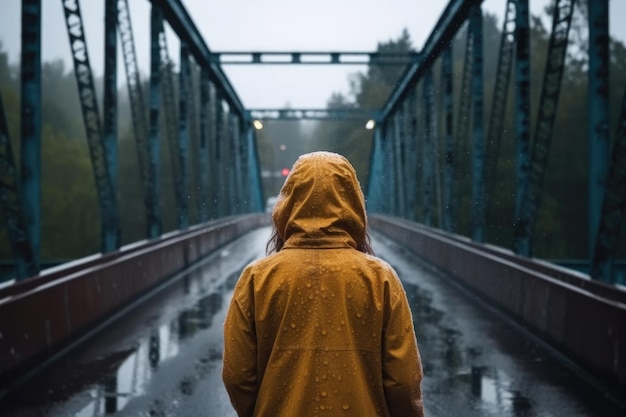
[272,151,367,250]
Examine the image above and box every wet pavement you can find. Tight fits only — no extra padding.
[1,227,624,416]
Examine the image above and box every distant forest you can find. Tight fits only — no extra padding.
[1,5,625,262]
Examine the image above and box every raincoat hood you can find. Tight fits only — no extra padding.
[272,151,367,250]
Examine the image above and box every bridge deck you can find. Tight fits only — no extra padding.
[1,228,622,416]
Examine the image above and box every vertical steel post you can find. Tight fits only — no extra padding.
[238,117,250,213]
[0,91,36,279]
[423,67,434,227]
[470,4,485,243]
[389,117,399,216]
[380,121,391,215]
[62,0,120,252]
[232,114,243,214]
[588,0,610,266]
[513,0,531,253]
[147,5,163,238]
[104,0,117,189]
[20,0,41,272]
[366,124,383,213]
[227,112,238,214]
[591,83,626,283]
[207,84,217,219]
[250,126,264,212]
[442,44,456,232]
[178,42,190,229]
[198,69,210,223]
[214,93,225,218]
[515,0,575,256]
[405,89,418,221]
[393,111,406,217]
[220,109,232,216]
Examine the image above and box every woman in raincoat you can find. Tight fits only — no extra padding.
[223,151,425,417]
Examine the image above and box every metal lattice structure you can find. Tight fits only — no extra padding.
[484,0,516,211]
[514,0,576,256]
[1,0,623,286]
[117,0,151,218]
[62,0,120,252]
[0,92,37,279]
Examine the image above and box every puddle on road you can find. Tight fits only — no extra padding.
[19,271,239,417]
[402,280,536,417]
[67,288,226,415]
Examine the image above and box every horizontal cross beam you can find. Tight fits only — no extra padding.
[247,108,379,121]
[210,51,420,65]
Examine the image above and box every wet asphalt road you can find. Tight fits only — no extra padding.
[1,227,623,416]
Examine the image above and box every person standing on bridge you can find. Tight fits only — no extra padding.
[222,151,425,417]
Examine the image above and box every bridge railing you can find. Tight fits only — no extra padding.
[370,214,626,401]
[0,213,270,394]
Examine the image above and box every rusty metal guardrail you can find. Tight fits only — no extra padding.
[370,214,626,396]
[0,213,270,390]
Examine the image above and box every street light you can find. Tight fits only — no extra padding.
[365,119,375,130]
[253,119,263,130]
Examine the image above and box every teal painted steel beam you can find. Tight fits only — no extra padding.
[0,89,37,279]
[423,67,434,227]
[151,0,246,120]
[147,4,163,238]
[117,0,151,226]
[157,25,184,229]
[404,89,418,222]
[247,108,378,121]
[587,0,610,265]
[208,51,420,65]
[378,0,482,122]
[249,128,264,213]
[470,4,485,243]
[104,0,117,189]
[214,93,226,218]
[393,111,406,217]
[177,42,190,229]
[20,0,41,274]
[198,70,210,223]
[456,27,473,235]
[514,0,575,256]
[484,0,516,215]
[62,0,120,252]
[513,0,531,253]
[591,80,626,283]
[442,44,456,233]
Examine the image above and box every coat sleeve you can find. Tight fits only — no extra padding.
[222,267,258,417]
[382,270,426,417]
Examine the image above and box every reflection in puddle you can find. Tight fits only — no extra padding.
[70,287,225,415]
[399,279,535,417]
[469,366,533,417]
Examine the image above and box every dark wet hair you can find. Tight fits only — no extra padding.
[266,226,374,256]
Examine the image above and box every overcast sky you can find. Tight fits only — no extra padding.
[1,0,625,108]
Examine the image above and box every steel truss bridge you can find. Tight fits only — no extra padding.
[0,0,625,415]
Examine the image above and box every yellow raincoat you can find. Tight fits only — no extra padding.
[223,152,425,417]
